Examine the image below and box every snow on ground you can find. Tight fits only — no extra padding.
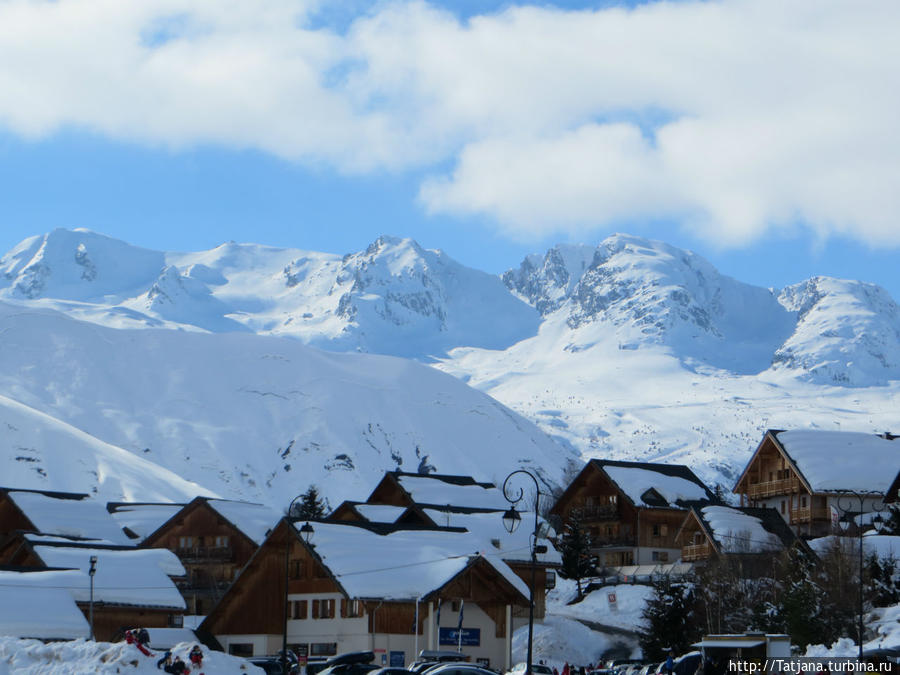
[0,638,263,674]
[547,577,652,633]
[511,615,618,671]
[808,535,900,560]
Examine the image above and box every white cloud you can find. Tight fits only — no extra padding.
[0,0,898,247]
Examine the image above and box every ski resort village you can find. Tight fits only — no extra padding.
[1,0,899,670]
[4,429,900,674]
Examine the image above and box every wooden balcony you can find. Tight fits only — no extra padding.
[790,506,831,524]
[175,546,234,562]
[681,543,712,561]
[745,477,800,498]
[574,504,619,521]
[590,534,636,548]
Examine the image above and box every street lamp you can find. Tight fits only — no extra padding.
[501,469,546,675]
[283,494,315,675]
[88,556,97,641]
[835,490,884,660]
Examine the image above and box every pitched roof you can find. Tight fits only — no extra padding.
[206,499,280,545]
[690,505,796,554]
[0,570,90,639]
[389,473,510,511]
[773,430,899,494]
[285,519,530,602]
[3,490,132,544]
[107,502,185,542]
[591,459,715,508]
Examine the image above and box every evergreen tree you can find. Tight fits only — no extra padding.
[558,513,596,599]
[640,578,699,661]
[292,485,327,519]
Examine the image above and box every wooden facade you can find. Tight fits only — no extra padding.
[550,460,715,567]
[734,431,844,538]
[202,519,528,669]
[143,497,262,615]
[0,487,90,545]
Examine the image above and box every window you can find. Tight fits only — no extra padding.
[780,500,786,514]
[215,535,229,548]
[291,560,305,579]
[652,524,666,537]
[341,599,362,618]
[769,471,773,481]
[312,599,335,619]
[651,551,669,562]
[178,536,193,549]
[801,496,807,507]
[229,643,253,658]
[693,532,703,545]
[292,600,308,620]
[311,643,337,657]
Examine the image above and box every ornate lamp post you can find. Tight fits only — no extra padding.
[283,495,315,675]
[501,469,547,675]
[835,490,884,660]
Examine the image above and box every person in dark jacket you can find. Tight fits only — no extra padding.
[189,644,203,668]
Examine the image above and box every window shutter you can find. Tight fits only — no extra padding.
[312,599,320,619]
[340,599,347,618]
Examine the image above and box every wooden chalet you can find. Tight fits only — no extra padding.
[549,459,716,567]
[674,505,799,564]
[733,430,898,538]
[0,533,186,641]
[139,496,279,615]
[330,471,559,623]
[201,518,530,669]
[0,486,132,547]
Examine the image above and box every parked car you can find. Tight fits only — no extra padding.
[673,653,702,675]
[249,657,293,675]
[506,663,554,675]
[424,663,497,675]
[372,668,415,675]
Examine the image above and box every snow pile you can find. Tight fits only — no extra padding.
[547,578,653,632]
[776,430,899,493]
[807,535,900,560]
[0,637,263,674]
[804,637,858,657]
[700,506,782,553]
[511,615,618,670]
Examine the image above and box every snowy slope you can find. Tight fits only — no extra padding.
[0,229,539,358]
[3,229,900,500]
[0,302,576,507]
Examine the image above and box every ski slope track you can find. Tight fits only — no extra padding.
[2,229,900,498]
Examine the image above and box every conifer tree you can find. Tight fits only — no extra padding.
[559,513,596,599]
[292,485,327,519]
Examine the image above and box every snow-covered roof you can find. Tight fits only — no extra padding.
[776,430,899,493]
[7,491,131,545]
[0,574,89,639]
[108,503,184,541]
[808,534,900,560]
[699,506,784,553]
[207,499,280,545]
[300,521,530,601]
[600,464,711,508]
[353,504,408,523]
[394,475,510,510]
[31,544,186,608]
[421,508,561,565]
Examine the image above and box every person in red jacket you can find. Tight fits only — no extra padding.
[189,645,204,669]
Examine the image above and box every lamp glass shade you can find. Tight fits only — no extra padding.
[300,521,315,543]
[502,507,521,534]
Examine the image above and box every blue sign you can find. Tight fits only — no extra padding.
[439,627,481,646]
[390,651,405,667]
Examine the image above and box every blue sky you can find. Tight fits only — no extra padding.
[1,0,898,297]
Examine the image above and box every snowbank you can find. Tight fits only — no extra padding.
[0,637,263,674]
[512,615,617,671]
[547,578,653,632]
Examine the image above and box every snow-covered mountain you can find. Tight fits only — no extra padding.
[0,301,575,506]
[2,228,900,499]
[0,229,539,358]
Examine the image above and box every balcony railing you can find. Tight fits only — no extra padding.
[590,535,636,548]
[681,543,712,561]
[175,546,234,562]
[791,506,831,524]
[575,504,619,521]
[745,477,800,498]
